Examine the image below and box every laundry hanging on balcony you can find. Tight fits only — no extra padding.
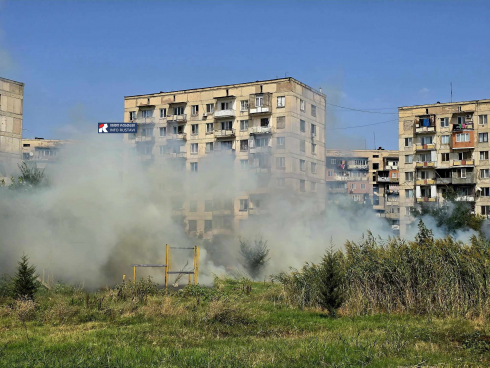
[422,118,430,127]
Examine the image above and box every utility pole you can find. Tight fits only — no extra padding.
[373,132,376,150]
[451,82,453,102]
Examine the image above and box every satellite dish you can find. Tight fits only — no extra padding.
[29,152,33,157]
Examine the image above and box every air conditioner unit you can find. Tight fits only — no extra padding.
[203,113,207,117]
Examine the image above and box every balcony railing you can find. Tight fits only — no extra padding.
[347,164,369,170]
[136,117,155,124]
[135,135,155,143]
[416,179,435,185]
[435,177,452,185]
[214,129,235,138]
[386,212,400,219]
[167,114,187,123]
[416,197,437,203]
[214,109,236,118]
[392,224,400,230]
[168,152,186,158]
[415,161,435,168]
[451,159,474,166]
[249,146,272,154]
[455,195,475,202]
[415,126,435,134]
[453,122,474,131]
[415,143,436,151]
[249,126,272,135]
[167,133,187,140]
[386,164,399,170]
[327,187,348,194]
[249,93,272,114]
[452,172,476,185]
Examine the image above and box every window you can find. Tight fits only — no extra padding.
[300,120,306,132]
[206,103,214,114]
[277,137,285,148]
[220,102,230,110]
[441,153,449,162]
[440,117,449,127]
[277,96,285,108]
[331,159,337,164]
[220,141,233,150]
[300,99,305,111]
[479,133,488,143]
[311,162,317,174]
[355,159,367,165]
[311,105,316,117]
[391,172,397,178]
[240,159,248,170]
[190,162,198,172]
[142,110,153,119]
[255,137,269,147]
[482,188,490,197]
[191,124,199,135]
[276,116,285,129]
[405,172,414,181]
[189,201,197,212]
[142,127,153,136]
[351,183,356,190]
[421,136,433,145]
[327,170,333,177]
[240,120,249,131]
[482,206,490,216]
[300,179,306,192]
[191,105,199,116]
[260,118,269,127]
[311,124,316,136]
[405,154,413,163]
[276,157,285,169]
[441,135,450,144]
[174,106,184,115]
[188,220,197,232]
[204,200,213,212]
[311,182,316,192]
[191,143,198,154]
[361,183,366,189]
[159,127,167,137]
[205,142,213,153]
[204,220,212,232]
[159,146,166,155]
[300,140,305,152]
[479,115,488,125]
[481,169,490,179]
[240,140,248,151]
[456,133,470,142]
[277,178,285,188]
[206,123,213,133]
[240,100,249,111]
[405,189,414,198]
[481,151,489,160]
[239,199,249,211]
[255,95,263,107]
[404,137,413,147]
[373,163,379,170]
[129,111,136,120]
[300,159,306,171]
[458,151,471,160]
[221,121,232,130]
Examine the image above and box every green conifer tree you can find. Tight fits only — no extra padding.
[12,254,38,300]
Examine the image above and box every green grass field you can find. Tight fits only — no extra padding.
[0,278,489,367]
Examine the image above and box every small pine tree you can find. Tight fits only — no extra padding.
[317,247,344,317]
[12,254,38,300]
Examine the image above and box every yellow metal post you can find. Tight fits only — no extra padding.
[133,266,136,283]
[165,244,169,288]
[42,269,45,284]
[123,274,126,283]
[195,246,200,285]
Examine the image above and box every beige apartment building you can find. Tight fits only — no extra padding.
[0,77,24,183]
[22,138,74,170]
[123,77,326,237]
[398,99,490,236]
[325,148,400,232]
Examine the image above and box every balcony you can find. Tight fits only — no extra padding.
[210,148,235,156]
[415,116,435,134]
[386,164,398,170]
[435,177,452,185]
[167,133,187,140]
[385,200,399,206]
[135,135,155,143]
[415,143,436,151]
[327,187,348,194]
[416,197,437,203]
[249,146,272,154]
[167,114,187,123]
[249,126,272,135]
[348,164,369,170]
[453,122,474,131]
[214,109,236,119]
[214,129,235,138]
[392,224,400,231]
[135,117,155,124]
[452,159,474,166]
[452,172,476,185]
[386,212,400,220]
[168,152,186,158]
[416,179,435,185]
[249,93,272,115]
[415,161,435,168]
[377,176,399,183]
[455,195,475,202]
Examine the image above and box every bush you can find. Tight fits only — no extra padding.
[12,254,39,300]
[239,236,270,280]
[317,248,344,316]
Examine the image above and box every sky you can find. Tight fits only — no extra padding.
[0,0,489,150]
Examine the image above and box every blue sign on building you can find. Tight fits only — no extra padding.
[98,123,137,134]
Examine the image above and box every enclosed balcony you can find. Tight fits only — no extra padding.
[135,135,155,143]
[214,109,236,119]
[414,115,436,134]
[214,129,236,138]
[167,133,187,141]
[135,117,155,124]
[249,93,272,114]
[249,126,272,135]
[166,114,187,123]
[452,171,476,185]
[452,113,474,131]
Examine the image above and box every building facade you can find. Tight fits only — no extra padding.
[325,148,400,232]
[123,77,326,237]
[0,77,24,183]
[398,99,490,236]
[22,138,74,170]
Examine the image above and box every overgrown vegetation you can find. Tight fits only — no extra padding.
[1,162,50,190]
[238,236,270,280]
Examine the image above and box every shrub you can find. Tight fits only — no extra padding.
[12,254,39,300]
[317,248,344,316]
[239,236,270,280]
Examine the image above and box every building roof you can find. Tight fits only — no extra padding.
[399,99,490,110]
[124,77,325,99]
[0,77,24,86]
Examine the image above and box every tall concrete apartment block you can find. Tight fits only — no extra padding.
[398,99,490,235]
[325,149,400,233]
[124,78,326,236]
[0,77,24,183]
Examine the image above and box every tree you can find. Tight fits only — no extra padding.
[12,254,38,300]
[317,247,344,316]
[415,219,434,245]
[239,236,270,279]
[9,162,50,190]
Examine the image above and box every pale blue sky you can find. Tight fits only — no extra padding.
[1,0,489,149]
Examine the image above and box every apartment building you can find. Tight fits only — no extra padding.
[22,138,74,170]
[398,99,490,236]
[0,77,24,183]
[123,77,326,237]
[325,148,400,232]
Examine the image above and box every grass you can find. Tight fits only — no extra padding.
[0,278,489,367]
